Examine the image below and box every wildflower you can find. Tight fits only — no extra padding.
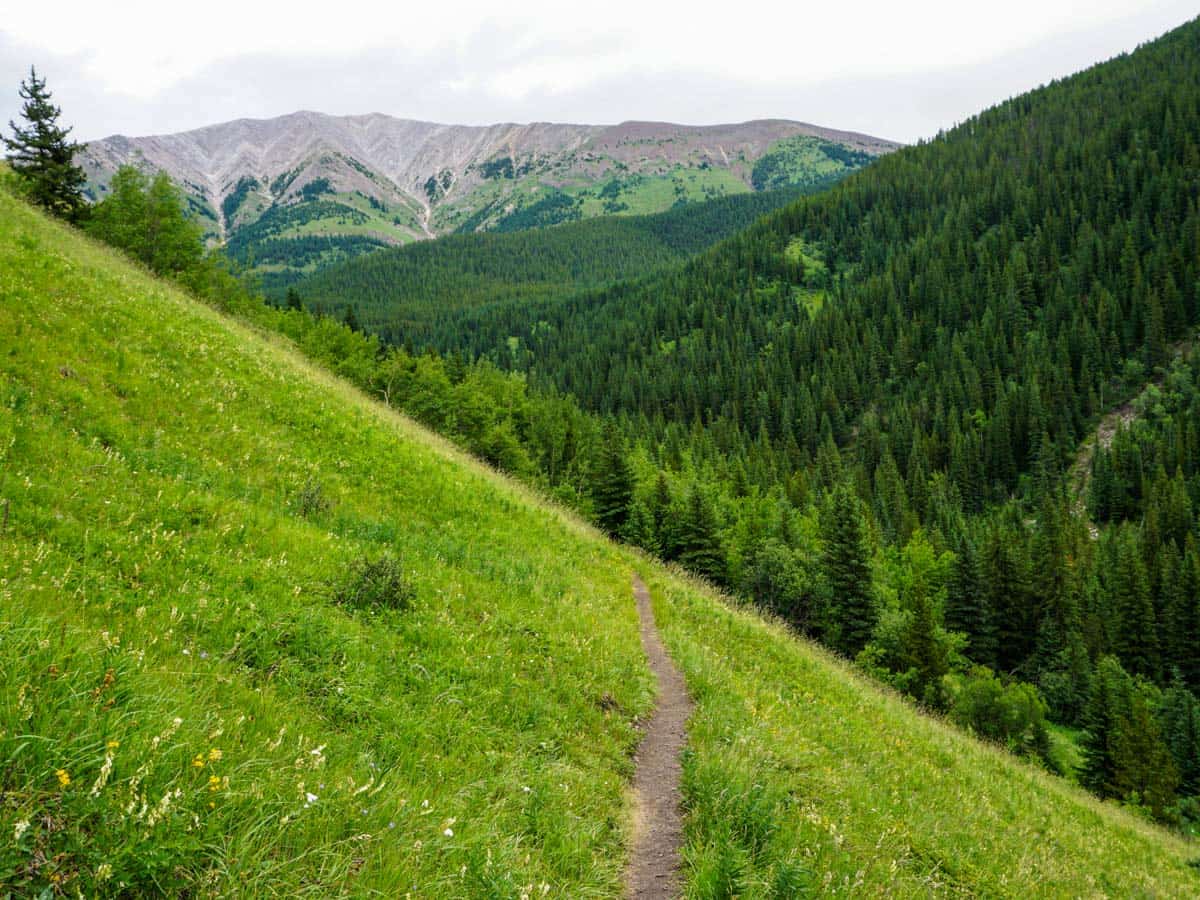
[192,754,206,769]
[305,792,318,807]
[443,827,454,837]
[90,752,115,797]
[55,768,70,787]
[95,863,113,882]
[13,820,29,841]
[208,775,222,793]
[107,740,120,750]
[207,748,222,762]
[388,821,396,829]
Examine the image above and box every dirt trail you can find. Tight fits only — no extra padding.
[625,575,693,899]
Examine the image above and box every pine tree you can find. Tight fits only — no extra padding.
[944,535,996,668]
[1111,692,1180,822]
[286,287,303,311]
[1080,655,1134,797]
[4,66,87,221]
[591,423,633,535]
[619,498,658,553]
[648,470,676,559]
[1112,529,1160,680]
[1159,679,1200,796]
[676,482,724,583]
[820,482,876,656]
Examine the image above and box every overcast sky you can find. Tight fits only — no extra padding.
[1,1,1195,144]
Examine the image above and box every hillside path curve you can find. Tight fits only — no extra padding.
[625,575,693,899]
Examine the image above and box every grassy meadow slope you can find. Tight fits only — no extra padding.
[643,568,1199,897]
[1,191,1197,897]
[0,188,653,896]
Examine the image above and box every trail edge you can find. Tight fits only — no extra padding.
[625,575,693,899]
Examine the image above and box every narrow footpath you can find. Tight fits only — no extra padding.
[625,575,693,899]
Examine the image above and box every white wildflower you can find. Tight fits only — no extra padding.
[13,819,29,841]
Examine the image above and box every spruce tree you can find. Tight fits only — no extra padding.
[648,470,676,558]
[676,482,725,584]
[1112,529,1160,680]
[4,66,87,221]
[591,423,633,535]
[820,482,876,656]
[1080,655,1134,797]
[944,535,996,667]
[1159,679,1200,796]
[1111,692,1180,822]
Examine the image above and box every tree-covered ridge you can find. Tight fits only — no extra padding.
[451,18,1199,502]
[292,186,811,342]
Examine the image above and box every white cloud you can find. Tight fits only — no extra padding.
[0,0,1194,143]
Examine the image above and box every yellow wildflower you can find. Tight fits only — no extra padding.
[107,740,120,750]
[207,747,222,762]
[55,768,70,787]
[192,754,205,769]
[208,775,222,792]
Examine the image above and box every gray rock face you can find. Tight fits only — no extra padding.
[80,110,899,241]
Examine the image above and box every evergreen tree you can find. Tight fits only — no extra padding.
[1112,529,1160,680]
[4,66,87,221]
[1159,679,1200,796]
[1111,692,1180,822]
[820,482,876,656]
[1080,655,1134,797]
[590,423,633,535]
[619,498,658,553]
[676,482,725,583]
[944,535,996,667]
[898,531,953,707]
[286,287,303,311]
[648,470,677,559]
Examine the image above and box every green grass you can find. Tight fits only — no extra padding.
[641,567,1199,897]
[1,188,1196,896]
[0,189,653,896]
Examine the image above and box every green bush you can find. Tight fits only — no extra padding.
[946,666,1051,762]
[330,555,415,613]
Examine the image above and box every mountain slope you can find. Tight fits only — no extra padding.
[438,16,1200,485]
[292,185,811,341]
[1,188,1196,895]
[80,112,898,288]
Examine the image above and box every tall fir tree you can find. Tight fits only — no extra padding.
[944,534,996,668]
[676,482,725,584]
[4,66,87,221]
[1080,655,1134,797]
[820,482,876,656]
[590,423,633,535]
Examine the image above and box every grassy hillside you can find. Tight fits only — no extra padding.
[293,186,807,343]
[0,188,653,896]
[1,190,1197,896]
[645,568,1198,896]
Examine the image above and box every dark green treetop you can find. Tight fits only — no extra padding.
[4,66,87,221]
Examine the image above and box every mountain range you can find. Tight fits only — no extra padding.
[79,112,899,284]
